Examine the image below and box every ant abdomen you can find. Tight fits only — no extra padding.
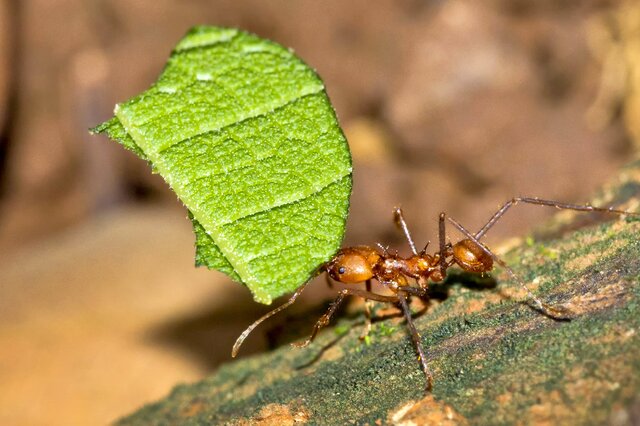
[326,246,381,283]
[452,238,493,273]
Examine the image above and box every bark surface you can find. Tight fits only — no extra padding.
[118,160,640,426]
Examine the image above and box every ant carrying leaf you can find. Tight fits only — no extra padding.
[89,25,640,396]
[232,197,640,392]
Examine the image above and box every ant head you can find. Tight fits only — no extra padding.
[452,239,493,273]
[326,246,381,284]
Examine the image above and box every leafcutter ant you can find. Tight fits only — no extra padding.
[232,197,639,392]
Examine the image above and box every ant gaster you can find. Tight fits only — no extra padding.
[232,197,639,392]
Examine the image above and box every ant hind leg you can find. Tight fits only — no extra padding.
[445,214,575,319]
[475,197,640,240]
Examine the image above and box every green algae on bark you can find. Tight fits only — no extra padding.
[117,163,640,426]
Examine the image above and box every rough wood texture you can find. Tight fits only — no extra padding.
[117,160,640,425]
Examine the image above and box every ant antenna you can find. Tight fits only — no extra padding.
[232,281,310,358]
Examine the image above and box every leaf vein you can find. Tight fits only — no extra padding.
[220,174,350,227]
[156,90,323,155]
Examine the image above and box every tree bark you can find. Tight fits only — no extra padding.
[118,160,640,426]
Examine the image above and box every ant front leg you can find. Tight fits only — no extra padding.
[443,214,574,319]
[292,288,398,348]
[359,280,373,341]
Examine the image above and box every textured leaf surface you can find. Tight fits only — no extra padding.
[92,27,352,303]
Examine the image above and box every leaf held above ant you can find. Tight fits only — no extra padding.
[91,26,353,304]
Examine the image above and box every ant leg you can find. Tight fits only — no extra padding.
[475,197,640,240]
[438,212,449,279]
[397,291,433,392]
[394,207,418,255]
[232,281,311,358]
[445,215,574,319]
[397,284,428,299]
[292,288,398,348]
[360,280,373,340]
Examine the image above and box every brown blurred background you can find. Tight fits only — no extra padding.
[1,1,639,424]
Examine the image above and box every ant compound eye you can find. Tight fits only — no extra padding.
[338,266,346,275]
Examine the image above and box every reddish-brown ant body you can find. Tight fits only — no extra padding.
[232,197,639,392]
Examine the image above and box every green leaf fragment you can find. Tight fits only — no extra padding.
[191,211,241,282]
[91,117,147,159]
[92,26,352,304]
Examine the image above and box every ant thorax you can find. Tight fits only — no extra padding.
[328,245,444,289]
[374,254,428,284]
[398,253,444,282]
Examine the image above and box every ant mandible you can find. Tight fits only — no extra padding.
[232,197,639,392]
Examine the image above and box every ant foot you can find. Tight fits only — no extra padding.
[423,372,434,394]
[359,322,372,341]
[537,301,576,320]
[291,339,312,349]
